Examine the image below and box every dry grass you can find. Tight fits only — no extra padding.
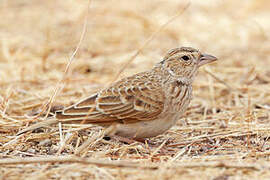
[1,0,270,179]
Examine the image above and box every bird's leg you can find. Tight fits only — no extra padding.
[103,124,146,144]
[102,135,160,148]
[103,124,157,145]
[103,135,143,144]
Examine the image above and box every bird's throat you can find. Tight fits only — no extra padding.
[176,77,192,86]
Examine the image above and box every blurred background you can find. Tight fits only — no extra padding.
[1,0,270,179]
[1,0,269,121]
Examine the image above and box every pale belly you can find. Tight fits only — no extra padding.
[114,113,180,139]
[113,83,192,139]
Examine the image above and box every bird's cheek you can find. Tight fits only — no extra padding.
[175,69,185,77]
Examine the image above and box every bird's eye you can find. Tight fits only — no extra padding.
[181,55,190,61]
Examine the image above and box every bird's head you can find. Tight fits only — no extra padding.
[160,47,217,83]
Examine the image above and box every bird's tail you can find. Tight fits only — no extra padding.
[17,118,59,135]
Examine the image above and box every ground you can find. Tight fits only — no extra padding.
[1,0,270,179]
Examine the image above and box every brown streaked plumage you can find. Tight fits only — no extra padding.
[18,47,217,140]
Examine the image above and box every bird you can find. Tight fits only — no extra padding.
[18,47,217,141]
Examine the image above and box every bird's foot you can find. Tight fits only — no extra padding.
[103,135,149,145]
[102,135,160,148]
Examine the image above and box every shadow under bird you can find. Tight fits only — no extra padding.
[18,47,217,141]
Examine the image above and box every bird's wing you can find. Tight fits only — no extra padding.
[56,75,165,124]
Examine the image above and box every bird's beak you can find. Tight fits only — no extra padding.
[198,53,218,67]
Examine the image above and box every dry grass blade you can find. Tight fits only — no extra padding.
[171,162,262,171]
[0,156,158,169]
[111,2,191,82]
[1,0,270,179]
[204,67,234,91]
[17,118,58,135]
[42,0,92,119]
[0,156,263,171]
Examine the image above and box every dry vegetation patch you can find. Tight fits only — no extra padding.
[0,0,270,179]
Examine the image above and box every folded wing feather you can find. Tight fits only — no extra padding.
[56,78,165,124]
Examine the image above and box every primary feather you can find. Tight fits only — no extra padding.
[56,71,165,124]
